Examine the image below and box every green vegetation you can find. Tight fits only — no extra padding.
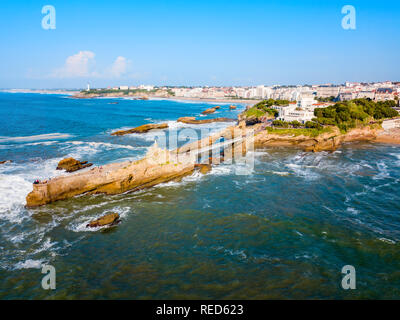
[272,120,289,127]
[246,107,267,118]
[305,121,322,129]
[290,120,302,128]
[245,99,290,118]
[314,98,398,132]
[266,126,332,137]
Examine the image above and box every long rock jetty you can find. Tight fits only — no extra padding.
[26,125,251,207]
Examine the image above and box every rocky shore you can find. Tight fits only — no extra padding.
[111,123,169,135]
[177,117,236,124]
[252,123,400,152]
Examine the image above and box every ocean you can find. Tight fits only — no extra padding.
[0,92,400,299]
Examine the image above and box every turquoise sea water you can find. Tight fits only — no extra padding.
[1,92,400,299]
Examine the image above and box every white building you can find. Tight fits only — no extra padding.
[139,85,155,91]
[271,94,324,124]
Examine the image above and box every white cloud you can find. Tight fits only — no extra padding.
[108,56,130,78]
[53,51,96,78]
[47,51,135,80]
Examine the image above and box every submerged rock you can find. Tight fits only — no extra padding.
[111,123,168,135]
[0,160,12,164]
[86,213,120,228]
[229,105,237,110]
[56,158,93,173]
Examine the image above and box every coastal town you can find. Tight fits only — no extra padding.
[77,81,400,125]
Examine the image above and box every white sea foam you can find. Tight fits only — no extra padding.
[0,174,32,222]
[32,237,58,255]
[346,207,359,215]
[14,259,45,270]
[373,161,390,180]
[378,237,396,244]
[0,133,72,143]
[270,171,291,176]
[60,141,145,160]
[0,158,64,223]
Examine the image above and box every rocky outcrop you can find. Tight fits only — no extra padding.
[229,105,237,110]
[0,160,12,165]
[26,144,195,207]
[202,107,217,115]
[244,116,261,126]
[73,93,101,99]
[111,123,168,135]
[86,213,120,228]
[194,163,212,174]
[178,117,236,124]
[254,125,385,152]
[56,158,93,172]
[376,128,400,144]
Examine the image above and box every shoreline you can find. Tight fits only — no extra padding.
[0,89,80,95]
[149,96,261,105]
[0,90,260,106]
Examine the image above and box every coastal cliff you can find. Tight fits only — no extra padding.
[253,124,396,152]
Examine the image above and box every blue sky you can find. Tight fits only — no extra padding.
[0,0,399,88]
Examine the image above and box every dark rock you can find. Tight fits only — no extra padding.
[245,116,261,126]
[86,213,120,228]
[56,158,93,172]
